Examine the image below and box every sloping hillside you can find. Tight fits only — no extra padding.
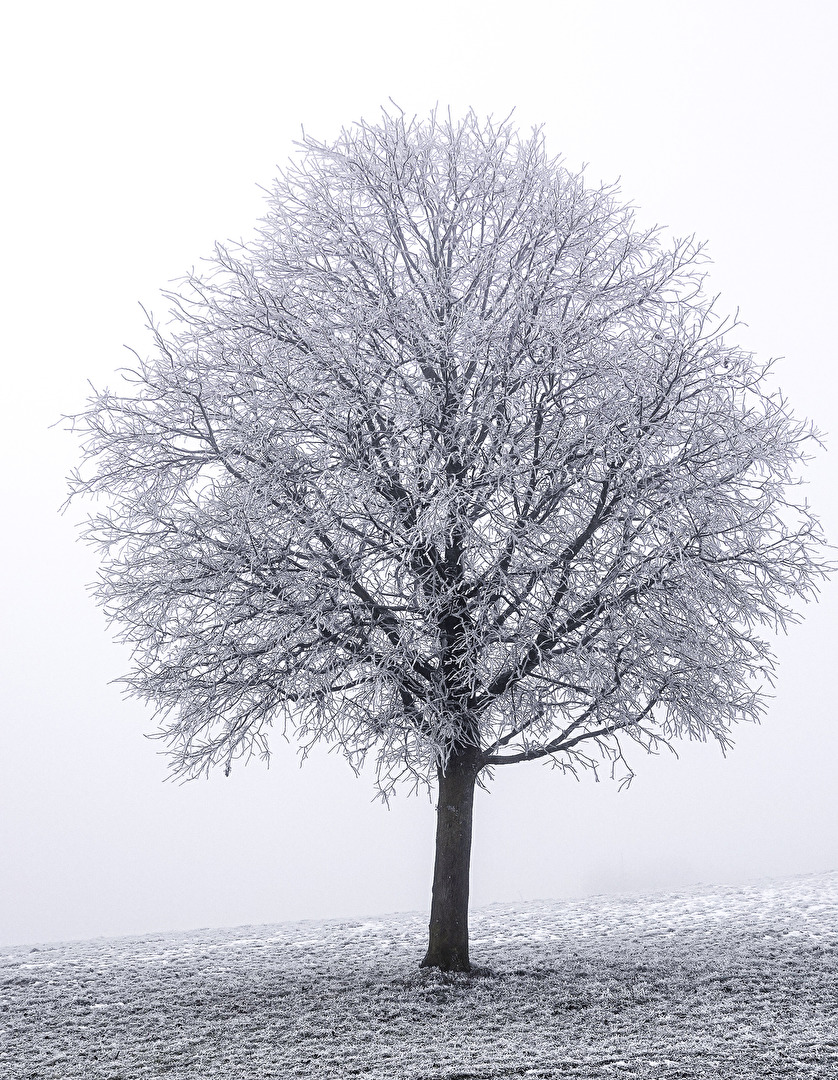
[2,872,836,1078]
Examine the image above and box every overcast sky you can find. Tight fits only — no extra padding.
[2,0,836,948]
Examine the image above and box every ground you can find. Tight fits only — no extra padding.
[2,871,836,1079]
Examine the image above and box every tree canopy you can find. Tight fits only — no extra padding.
[69,109,829,799]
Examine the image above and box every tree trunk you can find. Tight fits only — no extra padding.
[420,753,479,971]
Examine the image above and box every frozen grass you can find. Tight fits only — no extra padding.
[2,871,837,1079]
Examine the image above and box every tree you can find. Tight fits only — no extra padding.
[68,109,830,971]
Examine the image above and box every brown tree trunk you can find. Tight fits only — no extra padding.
[420,752,479,971]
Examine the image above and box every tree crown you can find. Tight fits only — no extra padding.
[68,108,830,793]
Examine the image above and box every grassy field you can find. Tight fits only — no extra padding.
[2,871,836,1079]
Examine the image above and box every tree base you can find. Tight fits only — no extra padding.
[419,948,471,973]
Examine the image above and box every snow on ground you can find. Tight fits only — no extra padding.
[2,871,837,1079]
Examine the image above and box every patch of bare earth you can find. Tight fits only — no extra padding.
[2,872,836,1079]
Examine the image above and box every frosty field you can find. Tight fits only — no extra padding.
[2,871,836,1079]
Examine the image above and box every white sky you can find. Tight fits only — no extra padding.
[1,0,837,947]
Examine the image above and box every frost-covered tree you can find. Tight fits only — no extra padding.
[68,110,830,971]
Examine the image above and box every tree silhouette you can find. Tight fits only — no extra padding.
[68,110,830,970]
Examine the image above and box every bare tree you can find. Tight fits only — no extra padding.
[68,109,830,971]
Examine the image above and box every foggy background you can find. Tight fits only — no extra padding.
[2,0,836,948]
